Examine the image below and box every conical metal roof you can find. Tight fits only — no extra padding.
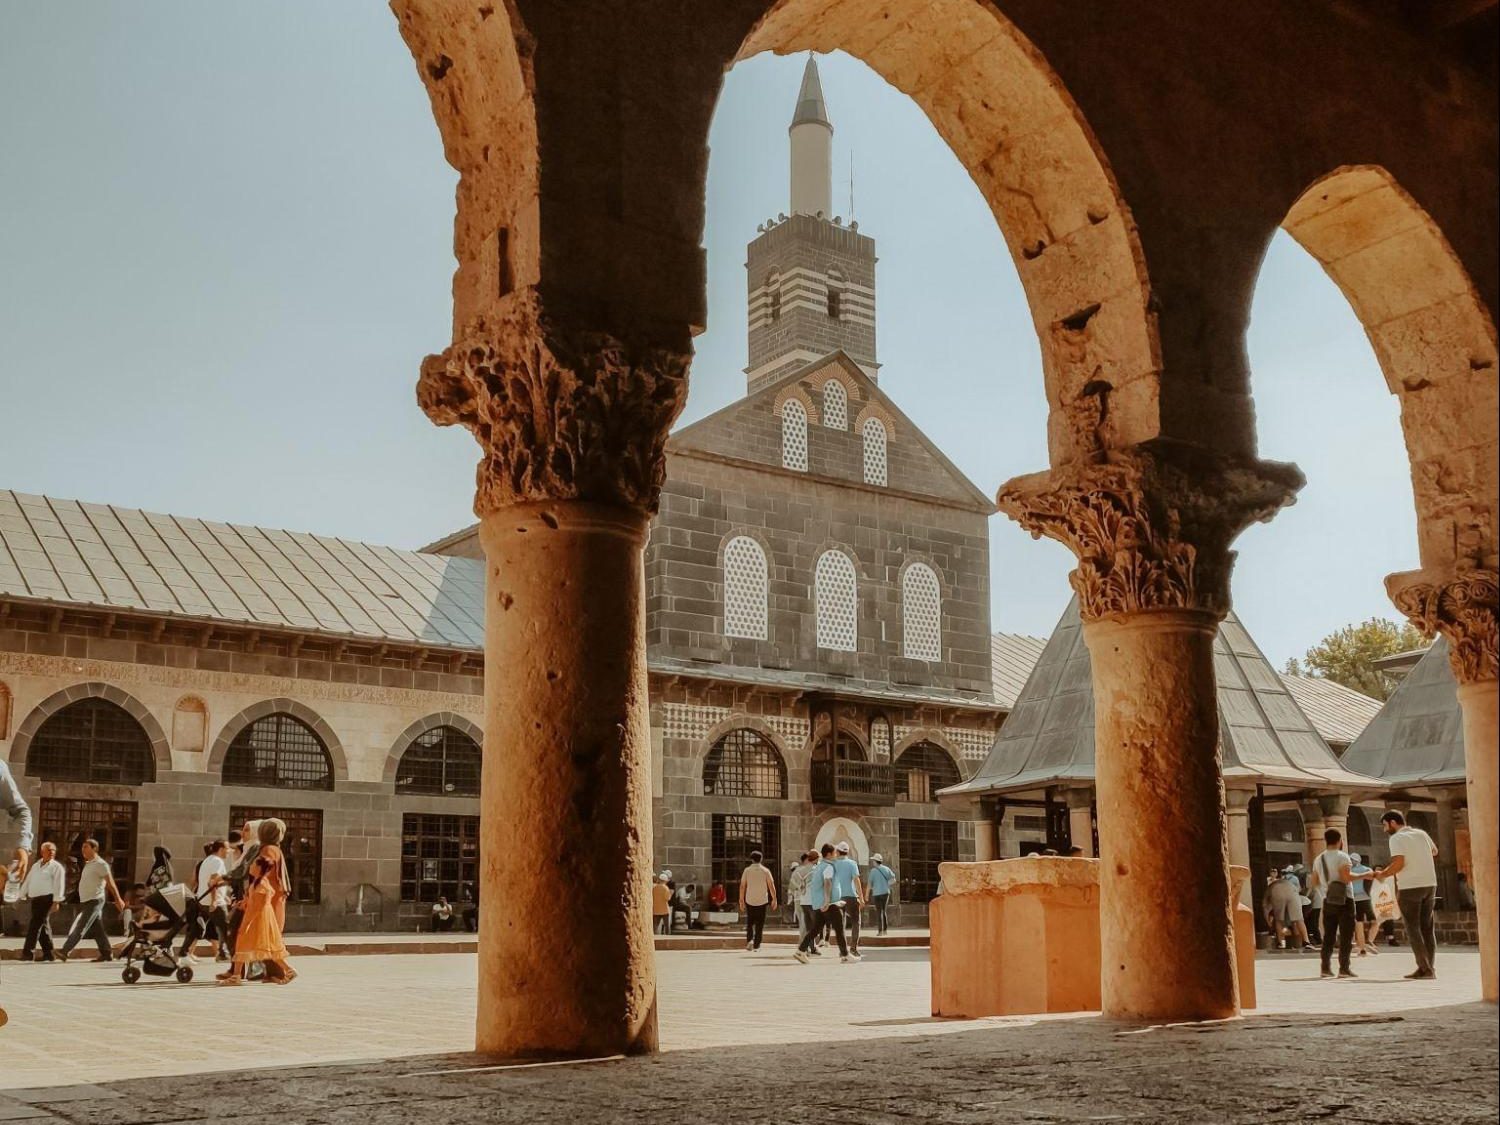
[1340,639,1465,789]
[790,55,831,130]
[944,597,1382,800]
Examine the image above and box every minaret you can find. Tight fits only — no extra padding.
[744,56,878,394]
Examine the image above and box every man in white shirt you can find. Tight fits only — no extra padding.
[738,850,778,952]
[1308,828,1356,979]
[20,841,66,962]
[58,839,127,962]
[1372,810,1440,979]
[183,840,231,961]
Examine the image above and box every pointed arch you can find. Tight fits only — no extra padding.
[7,683,170,780]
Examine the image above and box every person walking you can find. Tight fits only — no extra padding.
[220,818,295,985]
[219,818,263,966]
[738,850,777,952]
[787,854,814,946]
[651,874,672,935]
[796,844,850,964]
[1371,810,1440,979]
[57,839,126,963]
[832,842,864,960]
[1309,828,1356,979]
[20,841,66,962]
[0,755,33,1025]
[1349,852,1379,956]
[867,853,896,936]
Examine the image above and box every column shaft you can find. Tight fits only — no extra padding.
[1068,801,1095,858]
[1225,791,1253,908]
[1434,793,1460,907]
[974,817,998,862]
[1457,680,1498,1002]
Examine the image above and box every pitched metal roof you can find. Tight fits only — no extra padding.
[990,632,1048,709]
[0,491,485,650]
[790,55,831,130]
[1340,638,1465,789]
[946,597,1383,800]
[1280,674,1384,747]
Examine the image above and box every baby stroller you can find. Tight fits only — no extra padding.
[119,883,195,984]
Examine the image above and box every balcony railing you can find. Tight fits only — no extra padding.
[810,758,895,806]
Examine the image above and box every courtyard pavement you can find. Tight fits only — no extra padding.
[0,946,1493,1122]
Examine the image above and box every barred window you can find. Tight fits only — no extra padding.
[703,729,787,799]
[815,550,857,651]
[898,818,957,903]
[27,698,155,785]
[223,713,333,791]
[862,417,888,486]
[782,399,808,471]
[902,563,942,661]
[395,725,481,796]
[40,797,138,885]
[711,814,781,897]
[229,805,323,904]
[723,536,769,640]
[894,742,960,803]
[823,380,847,429]
[401,813,480,903]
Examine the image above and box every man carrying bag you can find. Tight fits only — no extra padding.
[1310,827,1356,979]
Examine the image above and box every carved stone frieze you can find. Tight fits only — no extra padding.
[1387,567,1500,684]
[419,290,692,516]
[997,442,1304,621]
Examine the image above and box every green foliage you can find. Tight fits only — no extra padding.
[1286,618,1428,701]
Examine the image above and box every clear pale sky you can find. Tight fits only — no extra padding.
[0,4,1417,669]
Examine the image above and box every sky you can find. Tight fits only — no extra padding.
[0,3,1418,669]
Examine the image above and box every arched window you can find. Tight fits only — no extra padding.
[826,270,843,320]
[823,380,847,430]
[223,713,334,791]
[815,550,857,652]
[26,698,155,785]
[703,729,787,799]
[862,417,888,486]
[723,536,769,640]
[894,741,961,803]
[767,273,782,321]
[395,725,482,796]
[902,563,942,661]
[782,398,809,471]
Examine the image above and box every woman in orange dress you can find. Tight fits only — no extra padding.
[218,818,296,985]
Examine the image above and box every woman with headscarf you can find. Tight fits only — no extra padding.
[218,818,295,985]
[145,846,173,892]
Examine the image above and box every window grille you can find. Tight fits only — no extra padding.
[862,417,888,486]
[27,698,155,785]
[894,742,960,802]
[400,812,480,903]
[902,563,942,661]
[711,814,781,897]
[39,797,138,885]
[723,536,769,640]
[229,805,323,903]
[223,713,333,791]
[898,818,957,903]
[395,725,481,796]
[782,399,808,471]
[815,550,858,651]
[703,728,787,798]
[822,380,847,429]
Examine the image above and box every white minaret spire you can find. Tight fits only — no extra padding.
[789,55,832,217]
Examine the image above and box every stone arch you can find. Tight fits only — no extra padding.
[1280,165,1499,577]
[773,383,819,425]
[853,403,895,441]
[892,739,963,801]
[7,682,171,779]
[700,714,793,765]
[208,698,348,783]
[814,814,871,865]
[700,726,789,799]
[383,711,485,785]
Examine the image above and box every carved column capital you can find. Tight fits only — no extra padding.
[418,290,691,517]
[997,441,1303,622]
[1387,566,1499,685]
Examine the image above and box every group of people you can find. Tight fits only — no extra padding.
[785,843,897,964]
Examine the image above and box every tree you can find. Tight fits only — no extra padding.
[1282,618,1428,701]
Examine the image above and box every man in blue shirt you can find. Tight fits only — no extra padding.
[867,853,896,936]
[794,844,849,963]
[832,842,864,961]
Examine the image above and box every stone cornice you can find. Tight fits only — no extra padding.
[1387,566,1499,685]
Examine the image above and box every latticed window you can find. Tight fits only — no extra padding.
[27,698,155,785]
[395,725,481,796]
[39,797,138,884]
[894,742,961,802]
[711,814,781,896]
[703,729,787,798]
[782,399,808,471]
[823,380,847,429]
[401,813,480,902]
[815,550,857,651]
[898,817,957,902]
[223,713,333,791]
[862,417,888,486]
[230,805,323,903]
[870,716,893,763]
[723,536,769,640]
[902,563,942,661]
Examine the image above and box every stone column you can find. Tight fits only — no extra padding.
[419,293,691,1055]
[999,442,1302,1021]
[1389,566,1498,1001]
[1225,789,1254,907]
[1066,789,1095,857]
[1299,799,1327,865]
[973,800,999,862]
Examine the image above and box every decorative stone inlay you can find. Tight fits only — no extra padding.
[418,290,691,516]
[765,715,810,747]
[661,703,730,744]
[1387,566,1499,684]
[997,442,1303,621]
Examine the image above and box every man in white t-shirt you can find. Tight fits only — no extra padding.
[738,850,778,953]
[1308,828,1356,979]
[189,840,231,961]
[58,839,127,962]
[1372,810,1440,979]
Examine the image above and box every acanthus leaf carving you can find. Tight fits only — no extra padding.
[1386,567,1499,685]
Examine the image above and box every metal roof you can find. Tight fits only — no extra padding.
[1340,638,1465,789]
[945,597,1384,800]
[1280,674,1384,746]
[990,632,1048,709]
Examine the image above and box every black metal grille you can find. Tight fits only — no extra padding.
[39,797,138,885]
[395,726,481,796]
[711,814,780,897]
[223,714,333,791]
[229,805,323,903]
[400,813,480,903]
[27,698,154,785]
[703,729,786,799]
[893,742,961,803]
[898,818,956,904]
